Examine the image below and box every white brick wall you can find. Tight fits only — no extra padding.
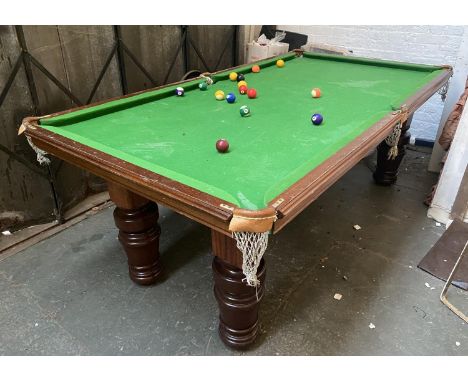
[278,25,468,141]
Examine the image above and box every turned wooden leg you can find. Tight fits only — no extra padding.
[373,115,413,186]
[108,182,162,285]
[211,230,266,350]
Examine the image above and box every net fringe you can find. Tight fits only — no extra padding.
[200,74,213,85]
[26,135,51,165]
[437,79,450,101]
[385,121,402,160]
[233,231,269,287]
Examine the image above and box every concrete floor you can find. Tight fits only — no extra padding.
[0,148,466,355]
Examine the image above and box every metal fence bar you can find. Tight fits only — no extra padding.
[163,28,187,84]
[28,54,83,106]
[53,158,64,179]
[0,52,24,109]
[86,42,118,104]
[187,34,212,73]
[0,143,49,179]
[15,26,40,114]
[120,41,157,86]
[114,25,128,95]
[213,30,234,71]
[182,26,189,74]
[233,25,239,66]
[46,164,64,224]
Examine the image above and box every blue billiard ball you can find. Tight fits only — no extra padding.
[226,93,236,103]
[311,113,323,125]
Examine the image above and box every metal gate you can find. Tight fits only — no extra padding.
[0,25,240,231]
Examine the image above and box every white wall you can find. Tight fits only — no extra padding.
[278,25,468,141]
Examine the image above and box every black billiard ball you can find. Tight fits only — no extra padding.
[237,74,245,82]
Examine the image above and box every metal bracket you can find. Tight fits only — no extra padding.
[219,204,235,211]
[271,198,285,208]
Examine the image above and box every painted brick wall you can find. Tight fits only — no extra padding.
[277,25,467,141]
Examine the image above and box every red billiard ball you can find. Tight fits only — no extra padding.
[247,88,257,99]
[216,139,229,153]
[239,85,248,95]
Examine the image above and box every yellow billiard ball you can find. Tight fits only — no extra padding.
[214,90,225,100]
[276,59,285,68]
[237,80,247,88]
[229,72,238,81]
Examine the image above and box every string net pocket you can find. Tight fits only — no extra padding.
[233,231,269,287]
[26,135,51,165]
[200,74,213,85]
[384,121,402,160]
[437,79,450,101]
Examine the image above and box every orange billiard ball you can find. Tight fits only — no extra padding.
[311,88,321,98]
[252,65,260,73]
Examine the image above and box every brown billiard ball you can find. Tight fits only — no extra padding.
[216,139,229,153]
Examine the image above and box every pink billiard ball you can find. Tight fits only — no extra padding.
[247,88,257,99]
[216,139,229,153]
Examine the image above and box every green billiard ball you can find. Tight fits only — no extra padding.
[240,105,250,117]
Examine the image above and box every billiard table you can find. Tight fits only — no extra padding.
[22,50,452,349]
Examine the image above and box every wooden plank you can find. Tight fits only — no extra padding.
[0,191,110,253]
[119,26,184,93]
[451,165,468,221]
[0,25,54,231]
[0,195,113,262]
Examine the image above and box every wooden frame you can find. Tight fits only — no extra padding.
[22,52,453,236]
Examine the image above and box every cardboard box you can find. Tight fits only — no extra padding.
[246,42,290,63]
